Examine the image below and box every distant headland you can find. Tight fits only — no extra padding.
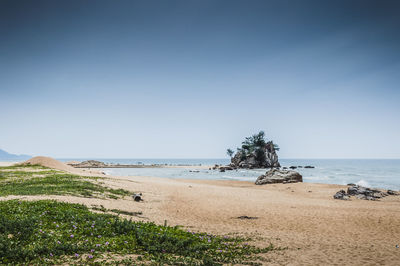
[0,149,31,160]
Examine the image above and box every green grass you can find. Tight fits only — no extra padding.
[91,205,143,217]
[0,164,49,170]
[0,200,274,265]
[0,166,130,199]
[0,165,278,264]
[0,170,61,180]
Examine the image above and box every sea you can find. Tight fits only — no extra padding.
[54,158,400,190]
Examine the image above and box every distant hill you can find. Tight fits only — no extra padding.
[0,149,31,160]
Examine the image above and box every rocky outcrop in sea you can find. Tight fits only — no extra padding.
[231,141,280,169]
[69,160,107,168]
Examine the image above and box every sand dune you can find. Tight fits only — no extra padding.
[23,156,78,172]
[22,156,104,176]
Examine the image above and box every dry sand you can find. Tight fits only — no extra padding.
[2,158,400,265]
[99,176,400,265]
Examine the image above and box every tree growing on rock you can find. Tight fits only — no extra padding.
[226,148,234,158]
[229,131,280,168]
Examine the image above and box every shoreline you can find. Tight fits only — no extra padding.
[1,160,398,191]
[72,164,213,169]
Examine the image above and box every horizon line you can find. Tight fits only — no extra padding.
[53,157,400,160]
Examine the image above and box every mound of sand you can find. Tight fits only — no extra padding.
[23,156,77,172]
[22,156,104,176]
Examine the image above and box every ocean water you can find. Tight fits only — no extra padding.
[58,158,400,190]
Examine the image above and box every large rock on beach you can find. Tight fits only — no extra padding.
[255,169,303,185]
[333,190,350,200]
[333,185,398,201]
[347,185,387,198]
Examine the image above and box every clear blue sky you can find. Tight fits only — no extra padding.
[1,0,399,159]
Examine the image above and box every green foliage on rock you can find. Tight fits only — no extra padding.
[231,131,280,168]
[226,149,234,158]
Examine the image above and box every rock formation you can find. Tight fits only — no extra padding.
[70,160,107,168]
[333,190,350,200]
[227,131,281,169]
[333,185,399,201]
[255,169,303,185]
[231,140,280,168]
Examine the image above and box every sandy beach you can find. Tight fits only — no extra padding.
[2,159,399,265]
[98,176,400,265]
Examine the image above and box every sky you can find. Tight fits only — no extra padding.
[1,0,399,159]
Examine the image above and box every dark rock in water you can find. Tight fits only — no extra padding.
[333,190,350,200]
[289,166,297,169]
[347,183,356,186]
[255,169,302,185]
[304,166,315,169]
[133,193,142,202]
[213,165,236,172]
[282,167,288,169]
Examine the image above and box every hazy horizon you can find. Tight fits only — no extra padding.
[2,147,400,160]
[1,0,400,159]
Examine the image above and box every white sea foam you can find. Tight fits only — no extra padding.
[356,179,371,188]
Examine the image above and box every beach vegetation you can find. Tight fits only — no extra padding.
[0,165,130,199]
[0,200,274,265]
